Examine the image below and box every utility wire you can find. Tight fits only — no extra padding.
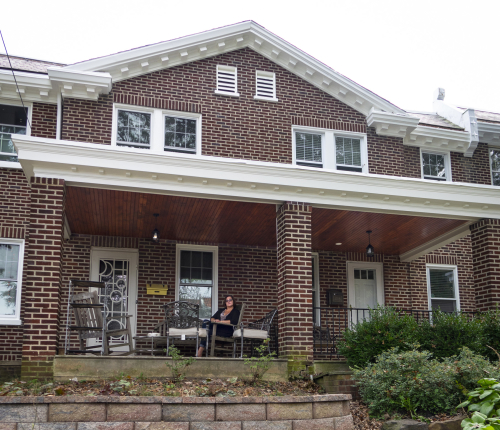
[0,29,32,128]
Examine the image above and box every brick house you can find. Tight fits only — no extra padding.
[0,21,499,379]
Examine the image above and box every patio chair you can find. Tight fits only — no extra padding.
[233,308,278,359]
[70,290,134,355]
[155,301,206,356]
[210,303,246,358]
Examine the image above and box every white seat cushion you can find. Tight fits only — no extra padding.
[169,328,207,337]
[233,329,268,339]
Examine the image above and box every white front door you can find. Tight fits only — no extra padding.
[347,261,384,324]
[89,248,138,351]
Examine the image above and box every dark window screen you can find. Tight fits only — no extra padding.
[0,105,28,126]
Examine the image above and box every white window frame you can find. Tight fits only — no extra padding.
[254,70,278,102]
[420,149,452,182]
[111,104,202,156]
[292,125,368,173]
[0,99,32,169]
[312,252,320,325]
[175,244,218,317]
[0,238,25,325]
[215,65,239,97]
[426,264,460,312]
[489,146,500,186]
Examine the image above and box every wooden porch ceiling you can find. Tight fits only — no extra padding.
[65,187,468,254]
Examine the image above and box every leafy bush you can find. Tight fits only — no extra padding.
[353,347,500,417]
[478,310,500,362]
[336,306,419,368]
[244,340,276,384]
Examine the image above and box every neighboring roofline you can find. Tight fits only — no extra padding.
[0,53,65,66]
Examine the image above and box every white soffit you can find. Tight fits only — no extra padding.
[478,122,500,146]
[0,69,56,103]
[59,21,405,117]
[12,135,500,221]
[367,109,420,138]
[403,125,471,153]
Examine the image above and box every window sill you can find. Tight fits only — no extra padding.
[214,90,240,98]
[0,319,22,326]
[0,161,22,169]
[253,96,279,103]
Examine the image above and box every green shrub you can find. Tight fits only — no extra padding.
[353,346,500,417]
[417,310,484,360]
[336,306,419,368]
[478,309,500,362]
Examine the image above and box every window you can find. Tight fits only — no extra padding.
[215,65,239,97]
[427,265,459,312]
[421,150,450,181]
[292,126,368,173]
[0,103,29,163]
[0,238,24,325]
[176,244,218,320]
[116,109,151,149]
[490,149,500,186]
[255,71,278,102]
[295,132,322,168]
[112,105,201,155]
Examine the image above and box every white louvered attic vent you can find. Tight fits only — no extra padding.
[215,65,239,97]
[254,71,278,102]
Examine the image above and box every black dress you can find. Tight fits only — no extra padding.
[211,307,240,338]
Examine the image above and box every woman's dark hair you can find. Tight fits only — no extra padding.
[223,295,237,309]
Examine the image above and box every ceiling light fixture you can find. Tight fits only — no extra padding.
[366,230,374,258]
[152,213,160,243]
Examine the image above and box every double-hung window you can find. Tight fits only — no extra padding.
[490,149,500,186]
[292,126,368,173]
[0,103,30,163]
[426,265,459,312]
[421,150,450,181]
[0,238,24,325]
[176,245,218,319]
[113,105,201,155]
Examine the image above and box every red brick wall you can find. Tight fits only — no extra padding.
[0,168,30,361]
[451,142,491,185]
[470,219,500,310]
[31,103,57,139]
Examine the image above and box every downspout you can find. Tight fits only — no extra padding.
[56,91,62,140]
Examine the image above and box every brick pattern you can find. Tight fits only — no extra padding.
[291,116,366,134]
[470,219,500,310]
[114,93,201,114]
[21,177,65,379]
[451,142,491,185]
[31,103,57,139]
[276,202,313,360]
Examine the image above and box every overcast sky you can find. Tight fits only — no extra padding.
[1,0,498,113]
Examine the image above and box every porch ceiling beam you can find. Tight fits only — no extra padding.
[399,221,473,262]
[13,135,500,221]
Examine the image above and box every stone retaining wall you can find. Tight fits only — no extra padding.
[0,394,353,430]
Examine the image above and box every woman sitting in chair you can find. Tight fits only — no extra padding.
[196,295,240,357]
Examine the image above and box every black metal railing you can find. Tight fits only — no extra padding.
[312,307,478,360]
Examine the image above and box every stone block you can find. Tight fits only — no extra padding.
[135,423,189,430]
[216,404,266,421]
[49,404,106,422]
[162,404,214,422]
[242,422,292,430]
[267,403,312,421]
[190,423,241,430]
[312,401,344,418]
[18,425,76,430]
[107,404,161,422]
[0,404,48,422]
[293,417,335,430]
[0,424,16,430]
[77,424,134,430]
[428,417,464,430]
[334,415,355,430]
[382,419,428,430]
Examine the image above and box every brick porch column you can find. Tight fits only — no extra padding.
[21,177,66,379]
[276,202,313,365]
[470,219,500,311]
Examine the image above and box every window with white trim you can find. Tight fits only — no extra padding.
[112,104,201,155]
[0,103,29,163]
[176,244,218,320]
[0,238,24,325]
[292,126,368,173]
[215,65,239,97]
[421,150,450,181]
[254,71,277,102]
[426,265,460,312]
[490,149,500,186]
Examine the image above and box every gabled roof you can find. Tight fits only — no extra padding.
[56,21,406,117]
